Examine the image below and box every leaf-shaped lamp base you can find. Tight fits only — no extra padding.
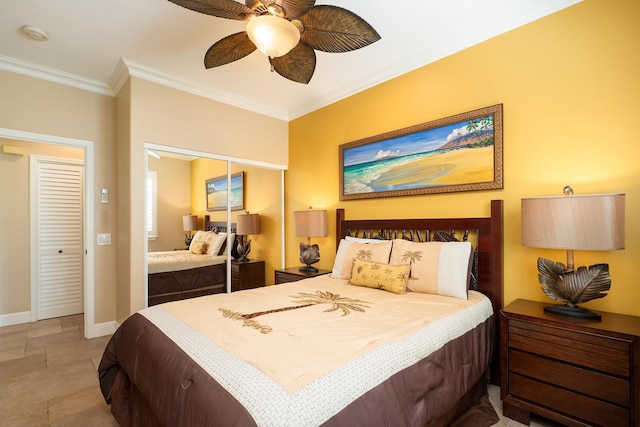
[536,257,610,321]
[299,242,320,272]
[543,304,601,320]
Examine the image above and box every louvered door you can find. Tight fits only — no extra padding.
[35,159,84,320]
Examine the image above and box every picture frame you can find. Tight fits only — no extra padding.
[339,104,503,200]
[206,171,244,211]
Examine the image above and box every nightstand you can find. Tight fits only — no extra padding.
[231,259,265,292]
[500,299,640,427]
[274,267,331,284]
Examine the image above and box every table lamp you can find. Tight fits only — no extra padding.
[182,215,198,249]
[521,186,625,319]
[294,208,328,272]
[236,212,260,262]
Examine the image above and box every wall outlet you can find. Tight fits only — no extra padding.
[97,233,111,245]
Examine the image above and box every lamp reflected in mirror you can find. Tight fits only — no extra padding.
[521,187,625,320]
[294,208,328,272]
[182,215,198,249]
[236,212,260,262]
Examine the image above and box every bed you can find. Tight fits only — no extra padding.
[146,218,235,306]
[102,200,503,426]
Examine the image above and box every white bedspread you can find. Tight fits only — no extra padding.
[147,250,226,274]
[140,275,493,426]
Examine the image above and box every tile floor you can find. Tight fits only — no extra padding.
[0,315,562,427]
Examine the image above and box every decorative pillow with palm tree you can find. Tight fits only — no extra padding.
[389,240,474,299]
[331,240,392,279]
[349,259,411,294]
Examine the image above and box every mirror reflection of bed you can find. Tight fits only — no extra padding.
[102,200,504,427]
[147,218,235,306]
[145,147,284,306]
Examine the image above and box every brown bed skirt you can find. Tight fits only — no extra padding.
[99,312,495,426]
[147,263,226,306]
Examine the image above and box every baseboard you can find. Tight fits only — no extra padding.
[87,320,117,338]
[0,311,31,327]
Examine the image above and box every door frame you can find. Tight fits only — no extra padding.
[0,128,97,338]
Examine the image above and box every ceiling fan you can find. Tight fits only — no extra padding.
[168,0,381,84]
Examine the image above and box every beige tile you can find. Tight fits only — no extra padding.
[47,386,107,422]
[0,359,98,412]
[59,314,83,332]
[0,346,25,364]
[26,324,63,340]
[0,353,46,381]
[0,331,27,363]
[0,400,48,427]
[49,403,118,427]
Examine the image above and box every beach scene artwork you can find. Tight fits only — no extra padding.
[206,172,244,211]
[340,106,502,199]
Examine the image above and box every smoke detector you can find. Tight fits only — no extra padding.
[22,25,49,41]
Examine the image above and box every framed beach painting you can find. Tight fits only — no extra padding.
[206,171,244,211]
[339,104,503,200]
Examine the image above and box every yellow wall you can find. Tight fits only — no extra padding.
[288,0,640,316]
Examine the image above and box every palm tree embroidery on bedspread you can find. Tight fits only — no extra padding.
[219,290,370,334]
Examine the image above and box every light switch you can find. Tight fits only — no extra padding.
[101,188,109,204]
[97,233,111,245]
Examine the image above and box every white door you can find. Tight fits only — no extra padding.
[32,157,84,320]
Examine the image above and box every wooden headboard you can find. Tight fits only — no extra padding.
[336,199,504,382]
[204,215,236,233]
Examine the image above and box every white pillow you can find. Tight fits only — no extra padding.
[331,239,392,279]
[389,239,473,299]
[207,233,226,256]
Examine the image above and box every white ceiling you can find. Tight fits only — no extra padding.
[1,0,580,121]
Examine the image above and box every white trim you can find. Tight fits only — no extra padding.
[0,55,114,97]
[0,127,98,338]
[93,320,117,337]
[281,170,286,269]
[121,58,288,121]
[0,311,31,328]
[144,142,287,171]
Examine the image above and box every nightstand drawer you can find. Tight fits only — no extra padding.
[230,260,265,292]
[509,319,630,377]
[509,348,630,407]
[276,271,306,284]
[509,373,630,427]
[500,299,640,427]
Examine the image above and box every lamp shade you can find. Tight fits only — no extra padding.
[521,193,625,251]
[182,215,197,232]
[294,209,328,238]
[246,15,300,58]
[237,213,260,235]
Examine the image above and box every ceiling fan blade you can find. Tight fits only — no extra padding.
[278,0,316,19]
[169,0,255,20]
[246,0,314,19]
[204,32,257,68]
[270,43,316,84]
[299,5,381,52]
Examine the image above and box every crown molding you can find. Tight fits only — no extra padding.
[0,55,114,96]
[118,58,289,121]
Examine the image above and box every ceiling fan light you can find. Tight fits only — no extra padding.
[246,15,300,58]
